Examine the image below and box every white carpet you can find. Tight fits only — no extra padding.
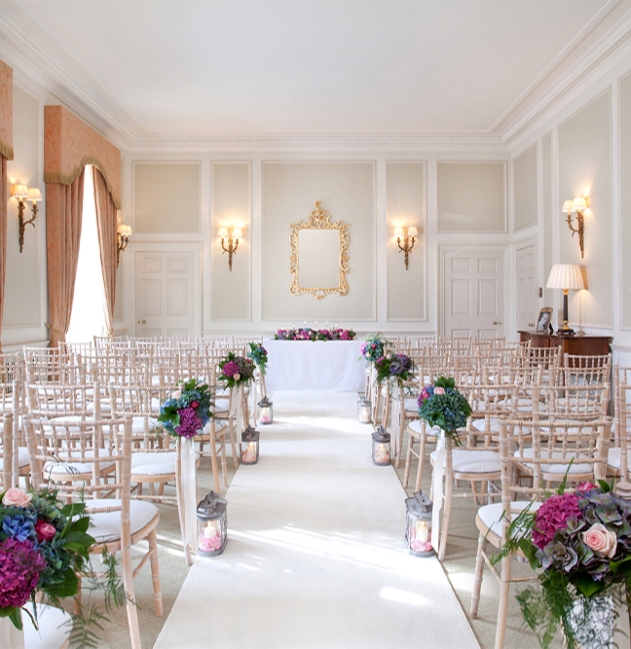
[154,392,479,649]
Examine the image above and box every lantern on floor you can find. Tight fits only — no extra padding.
[357,398,371,424]
[258,397,273,425]
[241,426,260,464]
[405,490,433,557]
[371,427,391,465]
[197,491,228,557]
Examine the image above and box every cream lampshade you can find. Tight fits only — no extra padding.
[546,264,585,334]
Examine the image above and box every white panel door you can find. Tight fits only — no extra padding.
[134,251,196,337]
[443,249,505,338]
[516,244,538,332]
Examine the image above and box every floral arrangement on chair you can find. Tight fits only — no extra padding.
[219,352,256,388]
[0,487,96,630]
[375,352,414,384]
[158,378,212,438]
[500,480,631,649]
[417,376,471,444]
[247,342,268,375]
[359,334,387,363]
[274,327,356,341]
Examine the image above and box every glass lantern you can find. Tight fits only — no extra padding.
[197,491,228,557]
[405,490,433,557]
[371,427,391,465]
[258,397,273,425]
[241,426,260,465]
[357,398,371,424]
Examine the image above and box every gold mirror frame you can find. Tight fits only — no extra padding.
[289,201,350,300]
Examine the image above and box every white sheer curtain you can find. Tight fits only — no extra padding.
[67,166,107,343]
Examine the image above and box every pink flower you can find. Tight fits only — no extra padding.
[532,493,581,549]
[233,373,240,381]
[340,331,350,340]
[577,482,598,492]
[582,523,617,558]
[191,401,199,409]
[222,361,240,378]
[35,519,57,543]
[2,487,32,508]
[176,406,202,439]
[434,387,445,395]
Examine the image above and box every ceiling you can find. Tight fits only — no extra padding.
[0,0,629,148]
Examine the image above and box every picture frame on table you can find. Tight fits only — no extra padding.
[536,306,553,333]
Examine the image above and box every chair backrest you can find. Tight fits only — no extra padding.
[1,412,14,489]
[614,365,631,476]
[26,381,98,420]
[500,415,610,500]
[26,411,132,504]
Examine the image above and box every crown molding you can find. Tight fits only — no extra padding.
[127,133,508,153]
[502,6,631,147]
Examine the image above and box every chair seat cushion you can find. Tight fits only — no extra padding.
[131,451,178,476]
[44,449,116,478]
[87,498,159,543]
[608,447,621,471]
[471,417,500,433]
[431,449,501,474]
[131,415,159,435]
[517,447,592,475]
[18,445,29,468]
[478,500,541,538]
[408,419,441,437]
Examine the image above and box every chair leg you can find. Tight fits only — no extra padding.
[403,434,414,488]
[148,528,164,617]
[228,419,239,470]
[209,423,221,494]
[416,433,427,492]
[438,450,453,562]
[494,554,512,649]
[470,531,486,618]
[121,543,142,649]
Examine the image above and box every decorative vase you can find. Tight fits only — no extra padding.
[564,591,631,649]
[0,613,24,649]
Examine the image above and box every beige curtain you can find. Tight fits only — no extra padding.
[46,169,85,347]
[0,156,6,353]
[93,167,117,337]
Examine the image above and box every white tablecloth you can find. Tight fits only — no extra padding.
[264,339,367,392]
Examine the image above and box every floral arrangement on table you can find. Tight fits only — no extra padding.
[0,487,95,631]
[218,352,256,388]
[417,376,471,444]
[158,378,212,438]
[247,342,268,375]
[375,352,414,384]
[500,480,631,649]
[359,333,387,364]
[273,327,356,341]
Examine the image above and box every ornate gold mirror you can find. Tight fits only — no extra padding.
[289,201,350,300]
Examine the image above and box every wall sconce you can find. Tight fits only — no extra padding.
[12,184,41,253]
[546,263,585,335]
[218,227,241,271]
[394,226,418,270]
[116,224,132,267]
[562,197,587,258]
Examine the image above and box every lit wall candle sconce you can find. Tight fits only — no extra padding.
[394,226,418,270]
[218,227,242,271]
[562,197,587,258]
[12,184,42,253]
[116,224,132,267]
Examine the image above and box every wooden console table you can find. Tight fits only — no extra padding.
[518,331,612,356]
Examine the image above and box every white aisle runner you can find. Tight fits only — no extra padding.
[155,392,479,649]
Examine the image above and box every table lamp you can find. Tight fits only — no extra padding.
[545,264,585,335]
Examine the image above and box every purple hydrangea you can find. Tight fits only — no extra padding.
[532,493,582,549]
[0,538,47,609]
[221,361,240,378]
[175,406,202,439]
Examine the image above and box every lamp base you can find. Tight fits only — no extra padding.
[557,325,575,336]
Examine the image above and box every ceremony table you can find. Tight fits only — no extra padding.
[264,339,366,392]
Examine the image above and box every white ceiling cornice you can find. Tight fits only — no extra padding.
[502,6,631,147]
[128,133,509,154]
[2,0,631,153]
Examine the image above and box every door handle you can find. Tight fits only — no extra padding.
[493,321,502,325]
[138,319,146,324]
[528,322,535,328]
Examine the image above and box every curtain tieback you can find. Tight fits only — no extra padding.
[45,323,65,337]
